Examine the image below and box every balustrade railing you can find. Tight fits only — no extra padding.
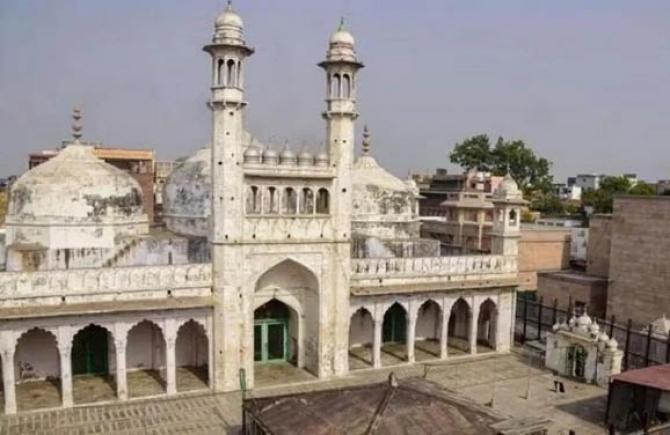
[350,255,516,278]
[0,263,212,305]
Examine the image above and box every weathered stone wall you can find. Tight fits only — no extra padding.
[586,214,612,278]
[607,197,670,325]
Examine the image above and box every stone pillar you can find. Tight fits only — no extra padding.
[407,312,417,363]
[59,344,73,407]
[2,348,17,414]
[166,336,177,395]
[440,308,449,360]
[115,339,128,400]
[469,306,479,355]
[373,319,382,369]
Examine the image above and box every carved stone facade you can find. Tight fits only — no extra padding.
[0,4,523,415]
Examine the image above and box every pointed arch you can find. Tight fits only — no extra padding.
[176,320,209,391]
[316,188,329,214]
[126,320,166,397]
[448,297,471,352]
[477,298,498,350]
[342,73,351,98]
[255,258,319,292]
[226,58,236,87]
[14,327,61,411]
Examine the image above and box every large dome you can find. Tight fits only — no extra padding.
[162,146,212,238]
[5,143,149,251]
[162,132,263,238]
[8,144,145,224]
[351,127,419,239]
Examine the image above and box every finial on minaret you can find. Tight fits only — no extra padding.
[362,124,371,155]
[71,105,83,142]
[225,0,233,11]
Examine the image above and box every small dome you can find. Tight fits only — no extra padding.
[329,28,355,46]
[279,147,297,166]
[493,173,522,200]
[298,150,314,167]
[576,313,593,332]
[597,332,610,342]
[607,338,619,350]
[589,321,600,336]
[215,8,243,30]
[315,151,329,167]
[243,145,261,164]
[262,147,278,165]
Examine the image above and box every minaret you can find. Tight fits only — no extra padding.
[318,18,364,242]
[318,19,364,376]
[203,1,253,391]
[490,174,527,256]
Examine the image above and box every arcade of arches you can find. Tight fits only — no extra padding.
[0,313,211,413]
[348,294,508,369]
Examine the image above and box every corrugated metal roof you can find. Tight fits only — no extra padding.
[611,364,670,391]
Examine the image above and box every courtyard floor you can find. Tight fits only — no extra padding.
[0,349,609,434]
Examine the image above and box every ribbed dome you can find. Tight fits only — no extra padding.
[8,144,145,224]
[330,28,355,46]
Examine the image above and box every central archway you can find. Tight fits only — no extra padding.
[382,303,407,364]
[253,259,319,381]
[71,324,116,404]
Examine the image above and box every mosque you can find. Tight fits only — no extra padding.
[0,4,523,414]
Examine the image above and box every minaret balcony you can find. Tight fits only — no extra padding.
[210,86,245,104]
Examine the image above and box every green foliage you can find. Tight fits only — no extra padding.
[629,182,656,196]
[449,135,493,172]
[529,192,564,216]
[0,191,6,226]
[449,134,553,193]
[583,177,656,213]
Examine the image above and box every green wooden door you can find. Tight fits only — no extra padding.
[72,325,109,375]
[383,304,407,343]
[254,320,288,363]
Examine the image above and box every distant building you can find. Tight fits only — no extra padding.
[29,143,156,222]
[656,179,670,195]
[552,183,581,201]
[574,174,604,191]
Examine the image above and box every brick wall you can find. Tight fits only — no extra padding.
[518,227,571,291]
[586,214,612,277]
[607,196,670,325]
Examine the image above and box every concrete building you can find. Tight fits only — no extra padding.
[553,183,582,201]
[0,6,522,415]
[573,174,604,191]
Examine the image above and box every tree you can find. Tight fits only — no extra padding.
[449,134,493,172]
[0,191,6,225]
[629,182,656,196]
[449,134,553,193]
[582,177,656,214]
[529,191,564,215]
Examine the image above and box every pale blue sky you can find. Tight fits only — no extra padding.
[1,0,668,181]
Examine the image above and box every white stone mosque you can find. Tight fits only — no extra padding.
[0,3,523,414]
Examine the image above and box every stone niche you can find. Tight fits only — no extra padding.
[545,313,623,387]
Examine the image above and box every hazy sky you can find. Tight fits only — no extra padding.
[1,0,669,182]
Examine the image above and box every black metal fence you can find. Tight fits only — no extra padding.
[515,294,670,371]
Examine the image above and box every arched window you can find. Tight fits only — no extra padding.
[226,59,236,87]
[246,185,260,214]
[332,73,341,98]
[283,187,297,214]
[300,188,314,214]
[266,186,279,214]
[217,59,225,86]
[237,60,242,87]
[342,74,351,99]
[316,188,329,214]
[509,209,518,226]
